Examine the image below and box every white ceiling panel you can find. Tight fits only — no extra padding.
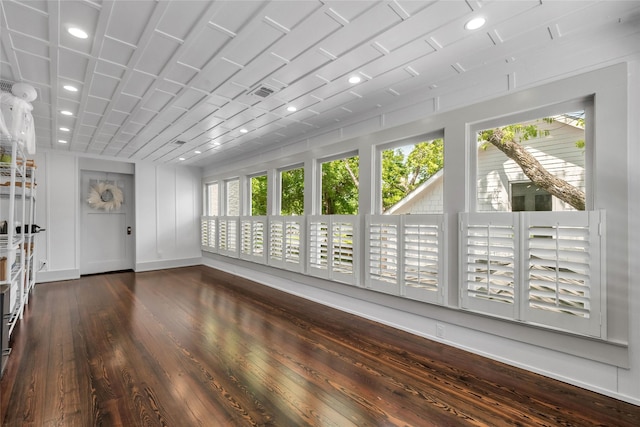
[106,0,156,46]
[374,1,470,52]
[15,52,49,85]
[122,70,154,98]
[178,25,230,71]
[270,10,341,61]
[106,110,128,126]
[191,58,241,93]
[320,2,402,57]
[95,59,125,79]
[8,31,49,58]
[58,49,90,81]
[112,93,139,114]
[173,89,206,110]
[135,32,180,77]
[165,62,199,86]
[85,96,109,115]
[1,0,637,166]
[89,73,119,99]
[131,108,157,126]
[2,1,49,40]
[223,23,284,67]
[99,36,135,66]
[143,89,175,113]
[156,0,211,42]
[322,1,378,22]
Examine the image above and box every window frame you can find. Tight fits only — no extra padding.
[375,131,445,215]
[317,151,360,215]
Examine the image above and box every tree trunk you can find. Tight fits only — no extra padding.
[488,128,585,210]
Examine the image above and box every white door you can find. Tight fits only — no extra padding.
[80,171,134,275]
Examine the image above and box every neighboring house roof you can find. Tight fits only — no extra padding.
[385,168,443,215]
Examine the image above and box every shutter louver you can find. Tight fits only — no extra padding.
[460,213,519,319]
[309,219,329,273]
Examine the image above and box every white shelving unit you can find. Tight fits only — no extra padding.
[0,84,37,376]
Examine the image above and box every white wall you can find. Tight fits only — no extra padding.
[201,62,640,406]
[135,162,202,271]
[33,152,202,281]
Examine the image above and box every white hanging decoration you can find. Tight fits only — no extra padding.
[87,182,123,211]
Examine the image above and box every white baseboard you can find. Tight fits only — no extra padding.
[36,269,80,283]
[135,257,202,272]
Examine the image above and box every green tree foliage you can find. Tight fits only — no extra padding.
[381,139,444,211]
[251,175,267,215]
[281,167,304,215]
[322,156,359,215]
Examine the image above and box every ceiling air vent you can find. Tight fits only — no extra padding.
[0,79,15,93]
[174,140,187,145]
[252,86,274,98]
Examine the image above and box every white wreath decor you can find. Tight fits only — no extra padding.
[87,182,124,211]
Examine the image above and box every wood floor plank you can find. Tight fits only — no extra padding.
[2,265,639,426]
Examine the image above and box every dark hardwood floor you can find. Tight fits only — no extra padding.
[1,266,639,426]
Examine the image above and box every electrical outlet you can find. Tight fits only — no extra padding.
[436,322,445,338]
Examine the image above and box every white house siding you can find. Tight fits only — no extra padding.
[388,174,444,214]
[476,120,585,212]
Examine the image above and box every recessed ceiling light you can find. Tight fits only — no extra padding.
[179,157,186,161]
[240,128,248,133]
[465,17,486,30]
[68,27,88,39]
[59,127,70,132]
[63,85,78,92]
[348,75,362,84]
[60,110,73,116]
[194,150,201,154]
[286,106,297,112]
[58,139,68,144]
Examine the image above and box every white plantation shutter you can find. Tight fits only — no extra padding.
[308,217,329,277]
[307,216,358,284]
[269,216,304,272]
[366,215,445,303]
[218,217,239,257]
[522,211,604,337]
[460,211,605,337]
[331,218,357,284]
[366,216,401,294]
[460,213,519,319]
[402,215,445,304]
[284,218,303,269]
[201,216,217,252]
[240,217,266,263]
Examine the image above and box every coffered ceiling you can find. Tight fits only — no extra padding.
[1,0,639,167]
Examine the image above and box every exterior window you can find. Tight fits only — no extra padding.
[226,179,239,216]
[321,154,359,215]
[280,166,304,215]
[476,110,586,212]
[250,174,267,216]
[205,182,219,216]
[511,182,552,211]
[380,137,443,214]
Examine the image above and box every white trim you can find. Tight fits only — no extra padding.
[135,257,202,272]
[36,269,80,283]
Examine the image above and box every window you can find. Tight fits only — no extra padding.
[226,178,239,216]
[280,166,304,215]
[204,182,219,216]
[475,108,587,212]
[250,174,267,216]
[321,154,359,215]
[379,137,443,214]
